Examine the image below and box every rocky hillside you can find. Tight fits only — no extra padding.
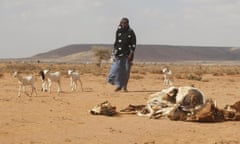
[32,44,240,63]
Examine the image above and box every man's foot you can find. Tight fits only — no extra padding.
[115,87,122,92]
[107,78,114,85]
[123,88,128,92]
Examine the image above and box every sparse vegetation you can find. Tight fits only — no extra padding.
[0,61,240,81]
[4,63,41,74]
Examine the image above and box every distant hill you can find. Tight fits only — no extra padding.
[33,44,94,58]
[32,44,240,63]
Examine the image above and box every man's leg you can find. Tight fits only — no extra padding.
[122,58,132,91]
[117,57,126,91]
[107,59,121,88]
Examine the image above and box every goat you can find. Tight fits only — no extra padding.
[137,86,205,119]
[90,101,117,116]
[187,99,225,122]
[223,101,240,121]
[39,70,48,92]
[162,67,173,86]
[224,101,240,113]
[13,71,37,97]
[68,70,83,92]
[39,70,62,93]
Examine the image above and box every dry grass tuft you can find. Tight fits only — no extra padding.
[212,72,224,76]
[174,73,202,81]
[185,73,202,81]
[0,73,3,78]
[131,75,144,80]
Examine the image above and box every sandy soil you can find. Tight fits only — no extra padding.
[0,70,240,144]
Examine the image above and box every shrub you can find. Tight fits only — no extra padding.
[92,46,111,67]
[213,72,224,76]
[186,73,202,81]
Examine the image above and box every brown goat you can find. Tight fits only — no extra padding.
[90,101,117,116]
[223,101,240,121]
[168,107,189,121]
[188,99,225,122]
[224,101,240,112]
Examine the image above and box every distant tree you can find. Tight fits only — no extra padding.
[92,46,111,67]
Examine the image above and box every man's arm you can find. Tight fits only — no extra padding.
[130,30,136,53]
[128,30,136,62]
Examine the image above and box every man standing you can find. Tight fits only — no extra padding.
[107,17,136,92]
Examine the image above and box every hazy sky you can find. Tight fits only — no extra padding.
[1,0,240,58]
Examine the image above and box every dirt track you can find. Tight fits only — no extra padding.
[0,70,240,144]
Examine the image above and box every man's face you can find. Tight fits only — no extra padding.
[120,19,129,29]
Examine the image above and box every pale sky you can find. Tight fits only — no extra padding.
[1,0,240,58]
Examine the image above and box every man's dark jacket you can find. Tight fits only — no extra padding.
[113,25,136,61]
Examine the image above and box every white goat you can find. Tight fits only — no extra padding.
[68,70,83,92]
[39,70,62,93]
[39,70,48,92]
[162,67,173,86]
[13,71,37,97]
[137,86,206,119]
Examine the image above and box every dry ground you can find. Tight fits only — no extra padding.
[0,63,240,144]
